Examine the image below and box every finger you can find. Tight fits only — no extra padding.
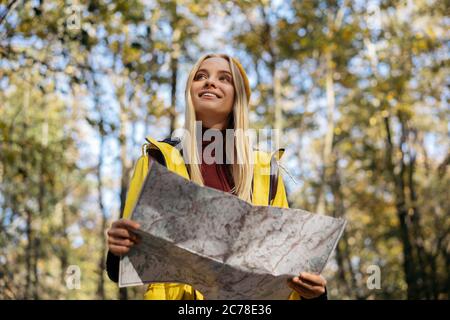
[299,272,327,287]
[107,228,131,239]
[107,228,138,241]
[288,282,321,299]
[109,244,130,256]
[120,219,141,230]
[295,277,316,291]
[112,219,141,231]
[291,277,314,293]
[107,230,141,246]
[290,277,325,296]
[108,237,135,247]
[296,278,326,295]
[288,278,315,295]
[287,280,316,299]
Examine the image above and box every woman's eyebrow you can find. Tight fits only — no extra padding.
[197,68,232,76]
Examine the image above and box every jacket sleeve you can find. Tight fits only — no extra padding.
[122,155,150,220]
[106,155,149,282]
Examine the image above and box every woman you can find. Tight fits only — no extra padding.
[106,53,327,300]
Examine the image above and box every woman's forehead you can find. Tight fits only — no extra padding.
[198,57,231,72]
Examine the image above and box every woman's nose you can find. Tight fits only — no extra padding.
[205,78,217,88]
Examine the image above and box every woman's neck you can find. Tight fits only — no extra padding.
[196,113,233,130]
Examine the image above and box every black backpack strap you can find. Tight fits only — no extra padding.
[106,251,119,283]
[268,149,285,206]
[269,157,279,206]
[161,137,181,148]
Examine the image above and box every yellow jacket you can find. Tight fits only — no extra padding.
[121,137,301,300]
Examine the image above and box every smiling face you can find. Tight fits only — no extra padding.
[190,57,235,129]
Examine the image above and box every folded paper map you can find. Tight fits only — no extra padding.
[119,160,347,299]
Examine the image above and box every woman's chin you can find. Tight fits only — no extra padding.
[196,99,220,108]
[196,102,230,114]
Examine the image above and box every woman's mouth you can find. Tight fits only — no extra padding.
[201,93,217,99]
[199,91,221,99]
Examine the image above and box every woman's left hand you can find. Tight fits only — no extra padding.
[287,272,327,299]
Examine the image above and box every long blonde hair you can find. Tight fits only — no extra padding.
[183,53,254,202]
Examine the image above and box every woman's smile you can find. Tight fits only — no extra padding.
[199,90,222,99]
[200,94,217,99]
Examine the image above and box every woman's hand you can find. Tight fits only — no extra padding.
[287,272,327,299]
[107,219,141,257]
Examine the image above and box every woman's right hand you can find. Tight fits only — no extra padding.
[107,219,141,257]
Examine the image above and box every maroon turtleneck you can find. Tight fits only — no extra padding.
[200,127,235,194]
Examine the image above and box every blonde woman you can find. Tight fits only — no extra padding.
[106,53,327,300]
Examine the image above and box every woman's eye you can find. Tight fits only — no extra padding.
[194,73,231,82]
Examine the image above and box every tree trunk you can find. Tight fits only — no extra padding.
[273,66,283,137]
[316,48,336,215]
[169,53,178,134]
[96,121,106,300]
[169,6,180,134]
[59,204,68,286]
[407,128,435,298]
[25,209,32,299]
[330,156,360,298]
[383,116,418,299]
[34,146,47,300]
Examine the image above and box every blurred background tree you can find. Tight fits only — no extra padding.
[0,0,448,299]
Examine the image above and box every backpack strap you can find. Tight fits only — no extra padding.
[269,156,279,206]
[268,149,285,206]
[161,137,181,148]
